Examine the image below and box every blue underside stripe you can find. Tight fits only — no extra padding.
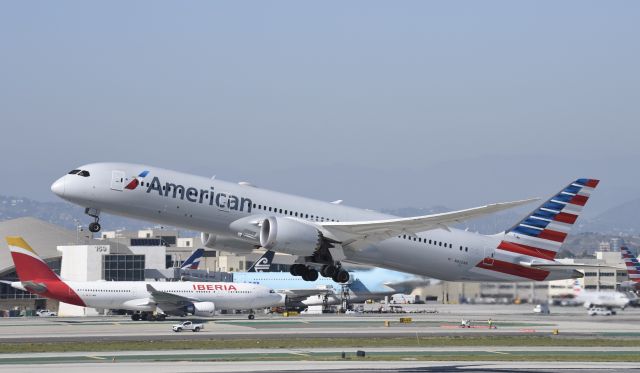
[563,185,581,194]
[533,209,557,220]
[543,201,566,211]
[512,225,542,237]
[551,193,573,203]
[522,218,550,229]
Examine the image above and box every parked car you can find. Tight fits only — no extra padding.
[588,307,613,316]
[172,321,204,332]
[533,304,550,314]
[36,309,57,317]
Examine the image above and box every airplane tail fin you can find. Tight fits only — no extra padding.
[621,247,640,284]
[5,236,60,282]
[347,278,371,294]
[499,179,599,260]
[180,248,205,270]
[248,250,275,272]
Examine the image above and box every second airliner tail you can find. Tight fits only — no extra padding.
[6,236,60,282]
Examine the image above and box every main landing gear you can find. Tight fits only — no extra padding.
[85,207,101,233]
[131,312,166,321]
[290,263,350,283]
[290,264,319,281]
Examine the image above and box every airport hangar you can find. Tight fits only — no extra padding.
[0,217,635,315]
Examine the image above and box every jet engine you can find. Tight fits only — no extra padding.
[200,232,217,249]
[259,217,322,257]
[185,301,215,317]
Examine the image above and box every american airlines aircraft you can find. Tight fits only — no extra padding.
[5,236,284,320]
[51,163,598,284]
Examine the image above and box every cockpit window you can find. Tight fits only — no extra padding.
[68,170,80,175]
[78,170,90,177]
[269,290,275,293]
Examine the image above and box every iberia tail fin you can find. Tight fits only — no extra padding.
[5,236,60,282]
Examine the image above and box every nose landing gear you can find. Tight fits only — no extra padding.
[85,207,101,233]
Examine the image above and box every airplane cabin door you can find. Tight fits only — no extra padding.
[110,170,125,191]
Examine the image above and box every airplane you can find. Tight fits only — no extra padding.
[621,247,640,289]
[5,236,284,320]
[571,280,630,310]
[51,163,599,284]
[236,250,421,309]
[179,248,205,270]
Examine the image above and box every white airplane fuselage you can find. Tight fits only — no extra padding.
[12,280,282,313]
[52,163,581,282]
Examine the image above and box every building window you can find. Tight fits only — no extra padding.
[103,255,145,281]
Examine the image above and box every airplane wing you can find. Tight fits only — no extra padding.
[146,284,198,304]
[319,198,538,248]
[519,262,624,271]
[277,288,333,303]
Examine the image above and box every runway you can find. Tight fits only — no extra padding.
[1,360,639,373]
[1,304,640,343]
[1,304,639,371]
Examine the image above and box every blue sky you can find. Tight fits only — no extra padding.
[1,1,638,215]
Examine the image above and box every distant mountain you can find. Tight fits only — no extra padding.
[579,198,640,235]
[0,195,158,232]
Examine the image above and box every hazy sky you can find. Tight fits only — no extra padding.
[1,2,638,216]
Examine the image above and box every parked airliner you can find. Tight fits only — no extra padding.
[5,236,284,320]
[51,163,599,283]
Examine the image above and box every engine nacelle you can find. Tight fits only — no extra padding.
[185,301,215,317]
[200,232,217,249]
[259,217,322,257]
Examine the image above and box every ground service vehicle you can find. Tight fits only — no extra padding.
[172,321,204,332]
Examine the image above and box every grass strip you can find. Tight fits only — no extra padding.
[1,335,639,354]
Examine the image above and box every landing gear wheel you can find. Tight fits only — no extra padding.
[333,269,350,283]
[89,222,101,233]
[290,264,306,276]
[303,268,319,281]
[131,313,140,321]
[248,314,255,320]
[320,265,337,278]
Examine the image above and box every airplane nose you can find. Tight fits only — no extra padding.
[50,177,65,197]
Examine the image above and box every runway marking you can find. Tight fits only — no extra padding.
[86,355,107,360]
[289,351,311,357]
[488,351,510,355]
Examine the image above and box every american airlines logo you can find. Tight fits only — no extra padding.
[143,176,253,213]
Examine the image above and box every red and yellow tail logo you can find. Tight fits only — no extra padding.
[5,236,85,307]
[6,236,59,282]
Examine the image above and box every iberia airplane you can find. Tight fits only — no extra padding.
[5,237,284,320]
[51,163,599,284]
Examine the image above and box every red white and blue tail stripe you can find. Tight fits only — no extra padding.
[475,179,599,281]
[621,247,640,284]
[502,178,599,260]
